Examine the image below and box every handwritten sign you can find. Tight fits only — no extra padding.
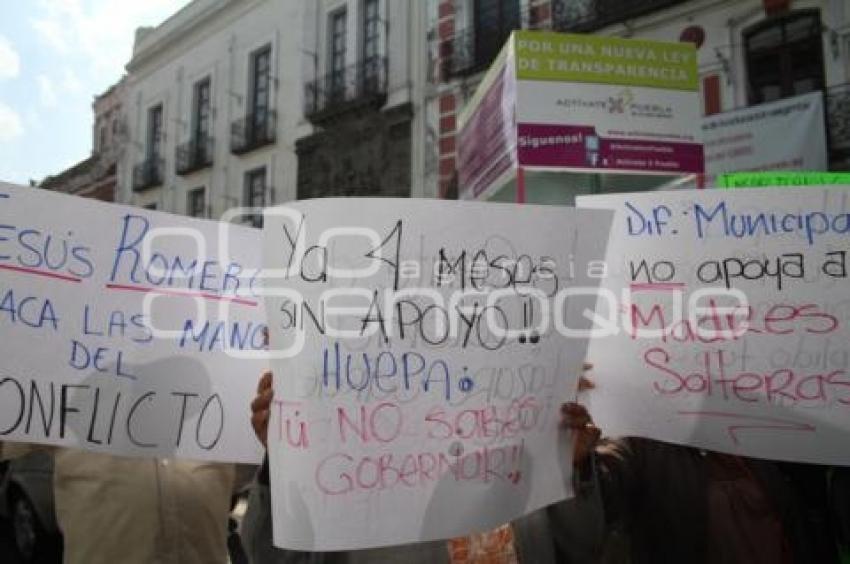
[718,172,850,188]
[578,186,850,464]
[262,198,612,550]
[0,182,265,462]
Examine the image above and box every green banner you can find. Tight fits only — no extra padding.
[513,30,697,91]
[718,172,850,188]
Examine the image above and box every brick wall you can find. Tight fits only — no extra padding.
[437,0,457,198]
[434,0,555,198]
[78,177,117,202]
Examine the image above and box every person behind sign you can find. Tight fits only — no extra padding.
[244,370,606,564]
[0,441,249,564]
[0,355,253,564]
[0,355,252,564]
[562,394,840,563]
[243,370,450,564]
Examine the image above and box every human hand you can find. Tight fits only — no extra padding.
[251,370,273,448]
[561,362,600,466]
[560,402,601,467]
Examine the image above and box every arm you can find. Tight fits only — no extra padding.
[588,438,642,529]
[562,403,643,531]
[244,371,334,564]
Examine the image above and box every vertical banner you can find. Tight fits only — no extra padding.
[457,44,519,202]
[262,198,612,550]
[577,186,850,465]
[0,183,265,462]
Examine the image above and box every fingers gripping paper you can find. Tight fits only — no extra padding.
[262,198,612,550]
[578,186,850,465]
[0,183,265,462]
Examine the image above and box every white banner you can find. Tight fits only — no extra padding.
[702,91,827,186]
[578,186,850,464]
[0,183,265,463]
[262,198,613,550]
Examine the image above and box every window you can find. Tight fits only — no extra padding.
[551,0,689,33]
[193,77,211,161]
[744,10,824,105]
[473,0,520,68]
[251,46,271,134]
[99,126,107,153]
[230,46,275,153]
[194,78,211,141]
[702,74,721,116]
[362,0,379,90]
[329,9,347,100]
[244,167,267,228]
[147,104,163,160]
[187,187,206,218]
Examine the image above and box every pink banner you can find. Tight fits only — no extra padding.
[517,123,704,174]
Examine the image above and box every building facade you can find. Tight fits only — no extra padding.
[118,0,432,222]
[41,78,128,201]
[295,0,431,200]
[429,0,850,198]
[118,0,302,224]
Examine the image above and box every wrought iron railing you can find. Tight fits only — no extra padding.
[437,0,691,82]
[230,110,276,154]
[175,135,214,175]
[443,27,514,80]
[132,157,164,191]
[304,57,388,123]
[552,0,689,33]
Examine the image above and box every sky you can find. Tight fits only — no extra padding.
[0,0,188,185]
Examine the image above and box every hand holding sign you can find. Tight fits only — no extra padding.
[252,370,274,449]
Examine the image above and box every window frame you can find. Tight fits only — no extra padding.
[146,104,163,161]
[244,167,267,228]
[187,187,207,219]
[473,0,521,63]
[362,0,380,85]
[193,77,212,145]
[328,7,348,100]
[249,44,272,138]
[743,9,824,105]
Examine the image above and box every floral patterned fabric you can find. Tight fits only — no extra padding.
[447,524,518,564]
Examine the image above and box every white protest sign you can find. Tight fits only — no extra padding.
[262,198,612,550]
[578,186,850,464]
[0,182,265,462]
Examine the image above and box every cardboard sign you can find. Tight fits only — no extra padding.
[262,198,612,550]
[578,186,850,464]
[0,183,266,462]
